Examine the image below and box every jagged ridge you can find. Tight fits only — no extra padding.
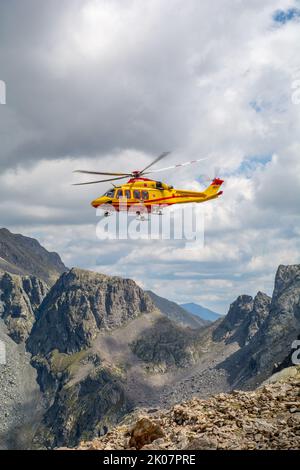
[0,228,66,285]
[28,268,155,355]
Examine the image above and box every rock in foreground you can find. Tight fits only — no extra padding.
[75,367,300,451]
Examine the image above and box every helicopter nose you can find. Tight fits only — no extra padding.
[91,199,100,208]
[91,196,110,208]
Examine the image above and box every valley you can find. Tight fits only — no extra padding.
[0,228,299,449]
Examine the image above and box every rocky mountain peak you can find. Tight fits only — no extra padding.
[225,294,254,326]
[212,292,271,347]
[252,291,272,321]
[219,264,300,388]
[212,295,253,344]
[245,291,271,345]
[273,264,300,302]
[28,268,155,355]
[0,227,67,285]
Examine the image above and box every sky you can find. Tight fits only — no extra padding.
[0,0,300,313]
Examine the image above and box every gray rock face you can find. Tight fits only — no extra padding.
[254,265,300,370]
[247,292,272,343]
[0,272,49,343]
[213,295,253,344]
[272,264,300,301]
[213,292,271,346]
[0,321,43,449]
[28,268,155,355]
[36,366,129,448]
[220,265,300,387]
[0,228,67,285]
[131,316,202,372]
[26,268,156,448]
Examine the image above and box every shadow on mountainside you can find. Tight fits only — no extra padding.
[0,394,45,450]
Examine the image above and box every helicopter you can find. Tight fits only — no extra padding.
[73,152,224,216]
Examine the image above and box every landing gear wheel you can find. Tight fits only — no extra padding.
[136,211,147,221]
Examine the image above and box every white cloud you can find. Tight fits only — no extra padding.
[1,0,300,313]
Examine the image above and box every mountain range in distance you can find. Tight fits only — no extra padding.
[146,291,210,328]
[181,302,222,322]
[147,294,222,325]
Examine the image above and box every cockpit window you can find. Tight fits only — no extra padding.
[105,189,114,198]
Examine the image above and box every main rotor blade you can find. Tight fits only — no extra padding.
[144,156,211,175]
[74,170,131,176]
[140,151,171,174]
[72,175,129,186]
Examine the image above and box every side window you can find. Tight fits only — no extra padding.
[141,190,149,200]
[133,190,141,200]
[125,190,131,199]
[116,189,123,199]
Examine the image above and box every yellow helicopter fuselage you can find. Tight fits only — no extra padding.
[91,177,224,211]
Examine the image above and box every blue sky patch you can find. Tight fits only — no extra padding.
[235,155,273,176]
[273,8,300,24]
[250,100,263,113]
